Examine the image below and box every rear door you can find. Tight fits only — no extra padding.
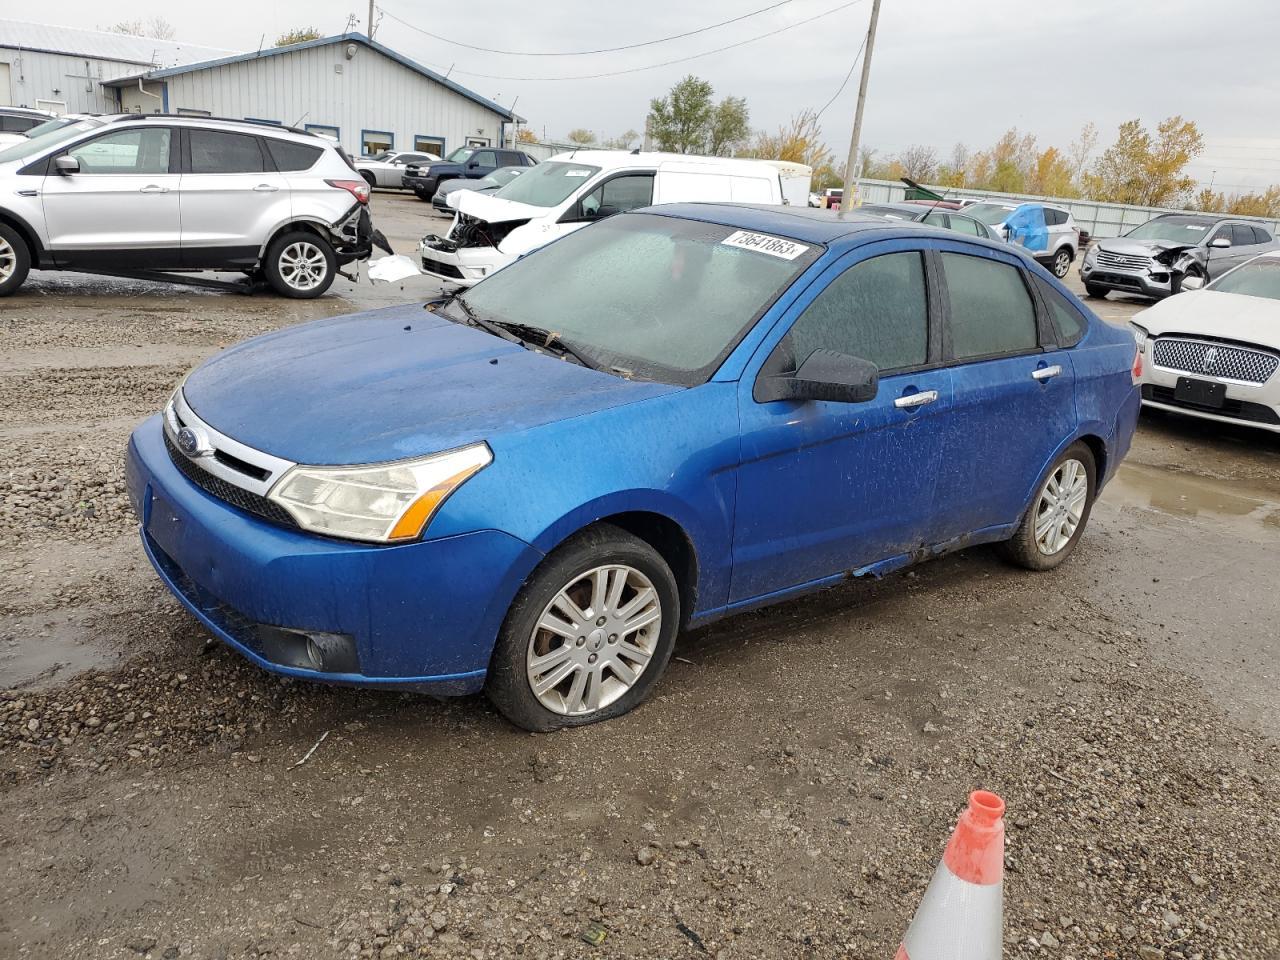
[179,127,289,267]
[929,244,1078,543]
[40,125,181,268]
[1228,224,1262,271]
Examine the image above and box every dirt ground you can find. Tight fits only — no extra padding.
[1,194,1277,960]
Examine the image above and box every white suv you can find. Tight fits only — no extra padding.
[961,200,1080,278]
[0,115,382,298]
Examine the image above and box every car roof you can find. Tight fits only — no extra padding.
[106,113,330,145]
[1150,212,1228,225]
[545,149,784,176]
[861,201,927,216]
[0,106,53,118]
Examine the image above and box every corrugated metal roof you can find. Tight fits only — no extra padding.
[0,18,236,68]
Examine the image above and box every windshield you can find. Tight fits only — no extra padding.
[22,117,77,139]
[963,202,1018,226]
[365,150,393,161]
[1208,257,1280,300]
[861,205,917,221]
[1124,217,1214,244]
[454,213,820,385]
[493,161,601,208]
[446,146,475,163]
[487,167,525,187]
[0,117,106,163]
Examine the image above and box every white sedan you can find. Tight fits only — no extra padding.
[1132,251,1280,433]
[353,150,441,189]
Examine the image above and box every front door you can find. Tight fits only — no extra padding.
[929,246,1078,541]
[731,244,952,602]
[41,125,181,268]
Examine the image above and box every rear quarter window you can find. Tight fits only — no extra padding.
[1033,276,1087,346]
[267,139,324,171]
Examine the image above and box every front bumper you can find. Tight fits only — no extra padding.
[1138,365,1280,433]
[418,238,512,286]
[126,415,543,692]
[402,175,437,195]
[1080,258,1173,299]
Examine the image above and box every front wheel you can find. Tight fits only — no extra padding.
[1084,282,1108,299]
[263,231,337,299]
[0,223,32,297]
[485,524,680,731]
[998,442,1096,571]
[1171,264,1205,295]
[1050,248,1072,278]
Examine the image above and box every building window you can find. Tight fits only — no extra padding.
[245,117,282,126]
[466,136,490,147]
[414,135,445,157]
[305,123,340,141]
[177,107,211,116]
[361,129,394,156]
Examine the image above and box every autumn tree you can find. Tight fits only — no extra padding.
[1090,116,1203,207]
[936,143,971,187]
[566,129,596,145]
[1028,147,1077,197]
[1067,123,1098,182]
[647,76,749,155]
[602,129,641,150]
[276,27,324,46]
[896,144,938,182]
[109,16,175,39]
[707,97,751,156]
[1226,185,1280,218]
[515,128,538,144]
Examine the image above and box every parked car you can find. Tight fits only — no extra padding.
[127,203,1140,730]
[0,115,385,298]
[353,149,441,189]
[0,107,55,147]
[420,150,786,285]
[403,146,536,201]
[859,202,1004,241]
[1081,214,1278,300]
[0,113,101,147]
[819,188,843,209]
[431,165,528,213]
[1131,251,1280,433]
[961,200,1080,278]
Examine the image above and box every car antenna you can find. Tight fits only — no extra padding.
[902,176,953,216]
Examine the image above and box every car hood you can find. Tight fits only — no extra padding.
[1135,289,1280,344]
[182,303,681,465]
[454,190,548,224]
[1099,238,1198,257]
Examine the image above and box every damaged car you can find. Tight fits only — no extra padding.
[0,115,389,298]
[128,204,1140,731]
[1080,214,1278,300]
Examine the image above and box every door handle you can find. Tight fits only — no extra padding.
[1032,365,1063,381]
[252,184,279,192]
[139,184,169,193]
[894,390,938,409]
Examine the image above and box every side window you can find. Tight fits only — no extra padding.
[779,252,929,374]
[1044,208,1068,226]
[921,212,950,230]
[1209,226,1232,245]
[1252,226,1273,244]
[941,253,1039,359]
[67,128,172,174]
[266,139,323,171]
[1033,276,1087,347]
[949,216,982,237]
[1231,224,1256,246]
[473,150,498,167]
[580,175,654,218]
[2,115,42,132]
[189,130,266,173]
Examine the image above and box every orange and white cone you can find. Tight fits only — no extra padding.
[894,790,1005,960]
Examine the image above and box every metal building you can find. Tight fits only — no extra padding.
[103,34,519,159]
[0,19,232,114]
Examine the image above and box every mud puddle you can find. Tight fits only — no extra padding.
[0,609,122,688]
[1102,460,1280,541]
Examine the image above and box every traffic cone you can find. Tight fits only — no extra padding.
[894,790,1005,960]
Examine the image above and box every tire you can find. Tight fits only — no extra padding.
[1050,247,1072,279]
[1171,264,1205,296]
[998,442,1097,571]
[1084,282,1108,299]
[359,171,376,188]
[0,223,32,297]
[414,189,432,202]
[262,230,337,299]
[485,523,681,732]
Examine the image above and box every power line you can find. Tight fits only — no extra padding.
[407,0,867,82]
[813,30,867,122]
[378,0,800,56]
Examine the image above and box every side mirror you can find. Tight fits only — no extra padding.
[756,349,879,404]
[1180,275,1205,291]
[1210,237,1232,249]
[54,155,80,175]
[591,204,620,219]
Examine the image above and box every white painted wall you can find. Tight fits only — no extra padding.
[0,46,137,113]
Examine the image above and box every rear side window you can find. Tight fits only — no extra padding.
[1252,226,1273,244]
[1,114,42,132]
[473,150,498,167]
[1231,224,1256,246]
[1044,208,1069,226]
[190,130,265,173]
[266,138,323,171]
[782,252,929,373]
[941,253,1039,359]
[1033,276,1087,346]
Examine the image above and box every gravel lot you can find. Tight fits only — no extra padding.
[1,194,1277,959]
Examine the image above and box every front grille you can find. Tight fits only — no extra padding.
[1142,385,1280,425]
[1091,272,1145,290]
[421,255,464,279]
[1151,338,1279,384]
[1097,249,1152,271]
[165,432,298,528]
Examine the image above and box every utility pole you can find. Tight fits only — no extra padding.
[367,0,376,38]
[838,0,882,218]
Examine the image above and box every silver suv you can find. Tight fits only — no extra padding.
[962,200,1080,278]
[0,115,383,298]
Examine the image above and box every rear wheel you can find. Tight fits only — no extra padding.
[263,231,337,299]
[998,442,1096,571]
[485,524,680,731]
[0,223,32,297]
[1050,247,1072,278]
[359,171,376,188]
[1084,282,1108,299]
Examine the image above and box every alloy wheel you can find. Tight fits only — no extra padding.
[0,236,15,283]
[1033,458,1088,555]
[279,241,328,291]
[1053,249,1071,278]
[525,564,662,716]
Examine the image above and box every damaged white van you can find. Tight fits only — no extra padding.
[419,150,788,286]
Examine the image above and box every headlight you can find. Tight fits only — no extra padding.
[1084,246,1097,264]
[1131,324,1149,352]
[267,443,492,543]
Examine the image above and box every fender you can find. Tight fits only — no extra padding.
[1012,424,1111,523]
[0,206,49,266]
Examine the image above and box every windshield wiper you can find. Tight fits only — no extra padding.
[446,293,526,346]
[490,321,607,372]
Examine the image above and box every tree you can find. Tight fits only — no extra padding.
[740,110,835,186]
[276,27,323,46]
[936,142,970,187]
[1067,122,1098,181]
[566,129,596,145]
[109,16,175,39]
[602,129,641,150]
[647,76,715,154]
[706,97,750,156]
[1226,185,1280,218]
[895,144,937,182]
[515,128,538,144]
[1193,188,1226,213]
[1091,116,1203,207]
[1028,147,1077,198]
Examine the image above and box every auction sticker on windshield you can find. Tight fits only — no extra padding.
[721,231,810,260]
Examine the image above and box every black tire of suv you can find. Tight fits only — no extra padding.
[0,223,32,297]
[1084,283,1108,299]
[262,230,338,299]
[485,524,681,732]
[1171,265,1205,296]
[1051,248,1072,278]
[997,442,1097,572]
[359,171,376,188]
[414,190,432,202]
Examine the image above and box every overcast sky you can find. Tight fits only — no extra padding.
[48,0,1280,191]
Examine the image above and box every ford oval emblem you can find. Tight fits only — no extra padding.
[176,426,201,456]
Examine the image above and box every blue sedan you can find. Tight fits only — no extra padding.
[126,203,1140,730]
